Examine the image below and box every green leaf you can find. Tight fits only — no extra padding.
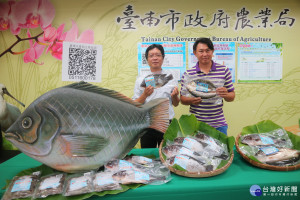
[238,120,300,163]
[163,114,235,170]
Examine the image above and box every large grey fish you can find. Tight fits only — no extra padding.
[255,147,300,166]
[186,79,217,99]
[5,82,169,173]
[140,74,173,88]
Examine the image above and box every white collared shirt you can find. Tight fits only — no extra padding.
[132,70,178,119]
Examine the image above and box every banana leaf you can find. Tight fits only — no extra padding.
[2,164,143,200]
[162,114,235,171]
[238,120,300,163]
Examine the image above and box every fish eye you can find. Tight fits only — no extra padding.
[22,117,33,129]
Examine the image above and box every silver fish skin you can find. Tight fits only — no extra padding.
[140,74,173,88]
[186,79,217,99]
[256,148,300,165]
[173,137,205,153]
[195,132,229,160]
[5,82,169,173]
[167,155,213,173]
[241,134,287,147]
[162,144,206,162]
[124,155,155,167]
[105,159,144,172]
[112,170,164,184]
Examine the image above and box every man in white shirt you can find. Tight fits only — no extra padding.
[133,44,179,148]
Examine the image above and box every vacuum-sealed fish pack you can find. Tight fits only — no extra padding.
[239,128,300,166]
[33,173,65,198]
[195,132,229,160]
[124,155,155,168]
[104,157,171,185]
[240,128,293,148]
[93,171,122,192]
[182,76,223,105]
[255,146,300,166]
[162,143,207,162]
[172,136,206,153]
[63,171,94,196]
[140,73,174,88]
[159,114,235,177]
[2,171,40,200]
[104,159,144,172]
[112,169,167,185]
[162,134,229,173]
[166,154,215,173]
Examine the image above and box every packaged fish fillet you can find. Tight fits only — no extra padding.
[140,73,174,88]
[2,171,40,200]
[166,154,214,173]
[195,132,229,160]
[124,155,155,167]
[240,128,293,148]
[104,159,144,172]
[112,169,166,185]
[183,77,223,105]
[173,136,205,153]
[33,173,65,198]
[93,171,122,192]
[105,158,171,185]
[241,145,300,166]
[239,128,300,166]
[63,171,94,196]
[141,160,171,185]
[162,144,207,162]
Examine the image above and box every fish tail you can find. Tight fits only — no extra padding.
[143,98,169,133]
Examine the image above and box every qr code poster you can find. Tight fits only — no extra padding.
[62,42,102,82]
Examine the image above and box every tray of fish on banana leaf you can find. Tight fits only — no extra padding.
[159,114,235,177]
[235,120,300,171]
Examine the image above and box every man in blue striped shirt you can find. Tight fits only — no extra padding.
[180,37,235,135]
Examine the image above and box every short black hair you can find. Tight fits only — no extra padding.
[145,44,165,60]
[193,37,214,51]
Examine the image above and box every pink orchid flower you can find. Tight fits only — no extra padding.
[23,29,45,64]
[10,0,55,35]
[46,20,94,60]
[64,20,94,44]
[44,23,66,60]
[42,26,57,43]
[0,1,20,34]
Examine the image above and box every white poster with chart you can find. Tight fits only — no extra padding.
[237,43,283,83]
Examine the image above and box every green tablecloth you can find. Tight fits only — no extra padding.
[1,148,299,200]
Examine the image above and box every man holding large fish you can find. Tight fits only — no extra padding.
[133,44,180,148]
[180,38,235,135]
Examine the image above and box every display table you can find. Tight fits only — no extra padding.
[1,148,299,200]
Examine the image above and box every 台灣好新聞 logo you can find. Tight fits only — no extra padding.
[250,185,262,196]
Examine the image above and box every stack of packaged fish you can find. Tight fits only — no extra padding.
[2,155,171,199]
[162,132,230,173]
[239,128,300,166]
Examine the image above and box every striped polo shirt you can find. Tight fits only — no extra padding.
[180,61,234,128]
